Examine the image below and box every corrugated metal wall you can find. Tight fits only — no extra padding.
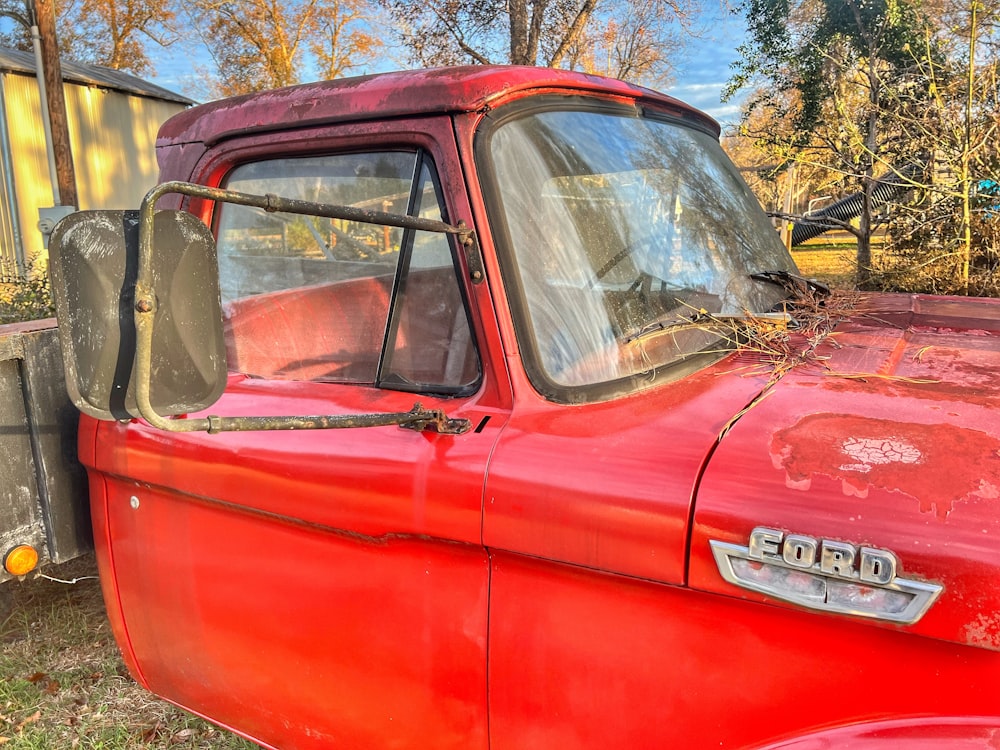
[0,72,187,276]
[66,84,182,211]
[2,74,50,278]
[0,79,23,281]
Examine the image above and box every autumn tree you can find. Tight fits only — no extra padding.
[728,0,1000,294]
[569,0,685,84]
[187,0,380,96]
[727,0,932,287]
[722,92,848,245]
[0,0,59,53]
[876,0,1000,294]
[193,0,303,93]
[378,0,694,85]
[310,0,377,80]
[0,1,29,50]
[0,0,174,76]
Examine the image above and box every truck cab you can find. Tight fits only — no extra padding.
[50,66,1000,749]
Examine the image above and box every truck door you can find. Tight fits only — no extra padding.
[85,123,507,750]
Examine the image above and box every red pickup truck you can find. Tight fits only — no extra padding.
[43,66,1000,748]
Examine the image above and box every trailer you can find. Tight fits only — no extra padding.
[0,319,88,596]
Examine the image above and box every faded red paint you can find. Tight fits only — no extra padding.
[770,413,1000,517]
[753,716,1000,749]
[154,66,713,191]
[691,307,1000,655]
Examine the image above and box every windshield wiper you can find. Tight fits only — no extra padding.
[625,310,798,345]
[750,270,830,297]
[623,310,715,343]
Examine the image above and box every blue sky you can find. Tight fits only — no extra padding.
[147,8,748,126]
[666,16,747,127]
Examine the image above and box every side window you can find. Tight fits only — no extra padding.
[216,151,480,393]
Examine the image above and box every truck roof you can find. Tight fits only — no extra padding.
[157,65,717,149]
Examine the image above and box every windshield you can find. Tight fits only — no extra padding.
[482,105,797,401]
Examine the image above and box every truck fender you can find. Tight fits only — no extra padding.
[752,717,1000,749]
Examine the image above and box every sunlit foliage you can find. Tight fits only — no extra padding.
[727,0,1000,293]
[187,0,381,95]
[0,0,174,76]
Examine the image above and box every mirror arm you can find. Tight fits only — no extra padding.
[131,181,473,436]
[140,180,475,247]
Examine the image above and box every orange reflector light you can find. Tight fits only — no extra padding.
[4,545,39,576]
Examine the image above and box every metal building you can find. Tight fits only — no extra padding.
[0,48,193,280]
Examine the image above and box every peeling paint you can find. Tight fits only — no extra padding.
[963,612,1000,650]
[770,414,1000,517]
[840,436,921,470]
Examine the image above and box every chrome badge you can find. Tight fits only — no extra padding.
[710,527,943,624]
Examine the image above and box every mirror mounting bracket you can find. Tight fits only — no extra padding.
[132,181,474,436]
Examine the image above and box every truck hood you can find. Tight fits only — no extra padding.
[690,293,1000,650]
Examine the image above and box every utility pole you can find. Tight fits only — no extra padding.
[32,0,77,208]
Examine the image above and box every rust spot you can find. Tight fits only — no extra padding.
[770,414,1000,517]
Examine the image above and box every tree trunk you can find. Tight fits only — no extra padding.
[959,0,978,295]
[856,69,880,290]
[856,185,873,288]
[547,0,598,67]
[508,0,531,65]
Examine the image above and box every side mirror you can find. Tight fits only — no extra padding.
[48,209,227,421]
[48,181,471,435]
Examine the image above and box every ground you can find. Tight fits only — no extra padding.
[0,556,259,749]
[792,245,857,288]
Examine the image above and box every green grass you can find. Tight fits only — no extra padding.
[0,557,260,749]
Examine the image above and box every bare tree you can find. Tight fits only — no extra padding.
[569,0,684,85]
[310,0,381,80]
[378,0,694,85]
[0,0,174,75]
[192,0,312,93]
[75,0,175,75]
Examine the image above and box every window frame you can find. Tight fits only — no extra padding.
[213,146,482,397]
[474,97,781,405]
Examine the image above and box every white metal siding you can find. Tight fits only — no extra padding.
[0,76,23,280]
[65,84,181,210]
[1,71,187,269]
[2,73,53,267]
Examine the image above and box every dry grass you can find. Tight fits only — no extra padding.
[713,285,861,383]
[705,285,862,438]
[792,246,857,289]
[0,556,259,749]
